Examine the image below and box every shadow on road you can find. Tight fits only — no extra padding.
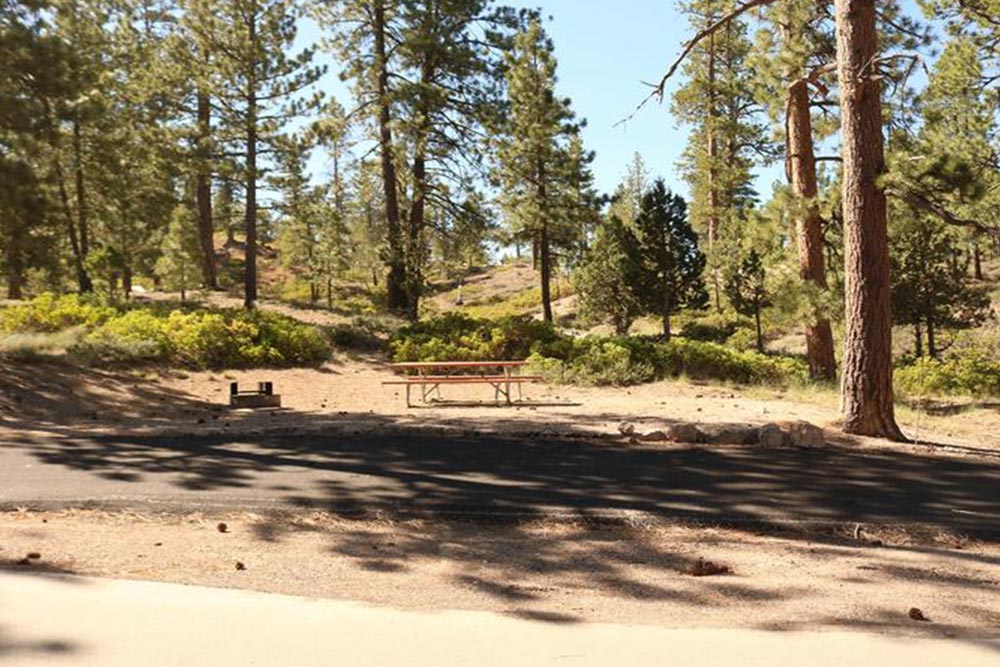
[6,410,1000,541]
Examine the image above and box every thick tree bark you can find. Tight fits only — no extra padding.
[786,75,837,381]
[835,0,905,440]
[374,1,407,315]
[913,322,923,358]
[196,90,218,290]
[973,242,983,280]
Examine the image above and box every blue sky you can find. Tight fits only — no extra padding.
[303,0,930,201]
[505,0,697,196]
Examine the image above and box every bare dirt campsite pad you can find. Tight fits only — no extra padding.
[1,510,999,639]
[3,357,1000,454]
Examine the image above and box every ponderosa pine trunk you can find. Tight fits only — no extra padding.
[835,0,905,440]
[44,101,91,294]
[196,89,218,290]
[925,317,936,358]
[786,74,837,381]
[538,157,553,324]
[540,225,553,323]
[706,31,722,312]
[404,53,434,321]
[374,1,407,315]
[72,117,93,293]
[4,233,24,299]
[243,11,258,310]
[754,305,764,353]
[661,293,672,340]
[973,242,983,280]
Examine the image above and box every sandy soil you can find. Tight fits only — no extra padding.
[3,350,1000,637]
[4,356,999,460]
[1,510,998,638]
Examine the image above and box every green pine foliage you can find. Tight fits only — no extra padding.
[156,204,203,302]
[633,179,708,339]
[724,249,772,353]
[575,216,643,335]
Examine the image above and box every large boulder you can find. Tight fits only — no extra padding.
[784,421,825,448]
[666,422,703,443]
[757,423,786,448]
[698,423,757,445]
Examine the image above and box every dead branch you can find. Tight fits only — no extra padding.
[617,0,780,126]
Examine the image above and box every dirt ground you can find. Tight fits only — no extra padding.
[3,355,1000,637]
[1,510,998,639]
[3,355,999,457]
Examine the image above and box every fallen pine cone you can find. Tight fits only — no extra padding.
[235,561,246,571]
[686,557,731,577]
[217,522,228,534]
[908,607,930,622]
[26,552,41,560]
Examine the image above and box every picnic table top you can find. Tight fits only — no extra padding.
[387,360,527,369]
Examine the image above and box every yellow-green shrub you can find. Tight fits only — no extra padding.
[0,293,115,333]
[896,354,1000,398]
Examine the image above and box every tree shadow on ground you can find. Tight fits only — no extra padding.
[234,512,1000,640]
[6,405,1000,543]
[0,627,77,660]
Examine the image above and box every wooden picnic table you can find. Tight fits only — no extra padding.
[383,360,540,406]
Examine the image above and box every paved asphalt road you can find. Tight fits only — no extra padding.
[6,572,999,666]
[2,429,999,534]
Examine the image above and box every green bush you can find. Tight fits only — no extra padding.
[73,307,331,369]
[0,293,114,333]
[392,313,807,387]
[75,310,173,363]
[389,313,560,362]
[896,354,1000,399]
[528,334,808,387]
[528,337,658,386]
[678,313,750,344]
[330,314,397,352]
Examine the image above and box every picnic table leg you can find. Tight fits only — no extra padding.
[504,367,512,406]
[406,383,412,408]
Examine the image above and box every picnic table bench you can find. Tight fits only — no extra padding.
[383,360,542,407]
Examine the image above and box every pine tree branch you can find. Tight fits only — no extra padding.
[617,0,779,126]
[886,187,999,238]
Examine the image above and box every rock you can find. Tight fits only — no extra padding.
[699,423,757,445]
[908,607,929,622]
[686,557,731,577]
[786,421,824,448]
[757,423,786,448]
[666,423,702,443]
[639,430,668,443]
[618,421,636,436]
